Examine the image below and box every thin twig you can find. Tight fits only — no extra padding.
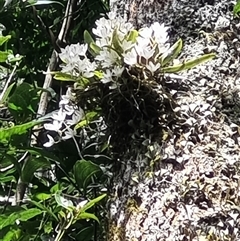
[0,61,19,103]
[14,0,78,205]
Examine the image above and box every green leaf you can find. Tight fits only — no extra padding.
[161,53,215,73]
[0,175,15,183]
[50,183,61,194]
[26,0,37,4]
[37,86,56,99]
[0,51,9,62]
[0,153,21,174]
[43,221,53,234]
[234,0,240,16]
[77,76,90,86]
[55,191,74,209]
[19,147,61,163]
[53,72,76,81]
[73,160,103,189]
[8,54,23,63]
[0,82,16,104]
[81,194,106,213]
[34,193,51,201]
[77,212,99,223]
[126,30,139,43]
[94,70,104,79]
[74,111,98,130]
[0,120,42,143]
[84,30,99,57]
[112,28,123,54]
[2,229,21,241]
[0,208,43,229]
[76,226,94,241]
[90,42,101,56]
[10,83,33,99]
[30,200,58,221]
[0,166,16,177]
[18,208,43,221]
[21,156,51,183]
[160,39,183,67]
[8,94,28,111]
[0,35,11,46]
[8,82,38,121]
[84,30,95,44]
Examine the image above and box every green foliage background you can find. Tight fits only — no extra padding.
[0,1,238,240]
[0,0,109,240]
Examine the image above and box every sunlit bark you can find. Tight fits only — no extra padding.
[107,0,240,240]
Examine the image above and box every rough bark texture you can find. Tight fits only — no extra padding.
[108,0,240,240]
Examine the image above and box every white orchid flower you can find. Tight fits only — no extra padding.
[62,128,76,140]
[43,134,55,147]
[44,120,62,132]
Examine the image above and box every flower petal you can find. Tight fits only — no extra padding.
[43,134,55,147]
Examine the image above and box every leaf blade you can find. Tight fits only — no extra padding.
[0,120,42,143]
[161,53,215,73]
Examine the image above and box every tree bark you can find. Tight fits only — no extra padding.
[107,0,240,240]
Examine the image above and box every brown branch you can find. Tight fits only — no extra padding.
[14,0,78,205]
[57,0,78,47]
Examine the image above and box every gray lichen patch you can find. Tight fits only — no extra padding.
[108,0,240,240]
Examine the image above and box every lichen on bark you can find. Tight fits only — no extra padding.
[107,0,240,240]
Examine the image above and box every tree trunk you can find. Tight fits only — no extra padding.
[107,0,240,240]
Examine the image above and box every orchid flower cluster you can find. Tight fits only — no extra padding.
[44,12,214,147]
[43,88,84,147]
[58,12,171,89]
